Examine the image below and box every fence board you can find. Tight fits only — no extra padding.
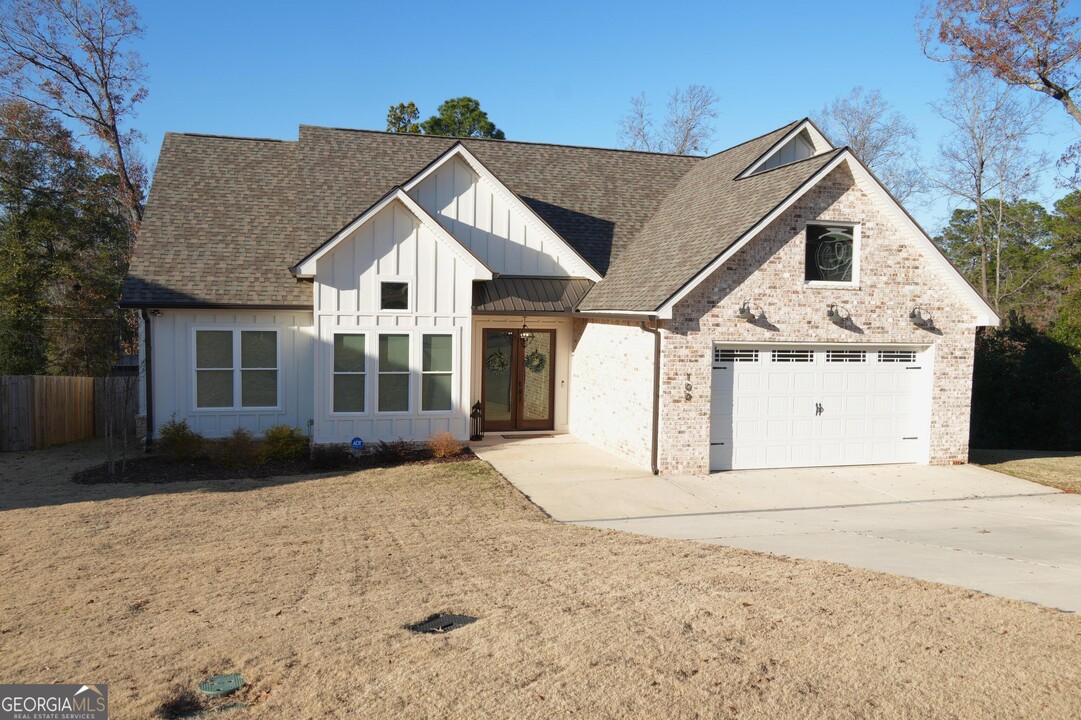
[0,375,110,450]
[1,376,32,451]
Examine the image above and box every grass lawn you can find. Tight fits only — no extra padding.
[971,449,1081,494]
[2,441,1081,719]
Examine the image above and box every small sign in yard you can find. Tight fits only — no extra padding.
[351,437,364,451]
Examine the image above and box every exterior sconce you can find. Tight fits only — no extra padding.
[149,309,163,317]
[736,301,764,322]
[909,307,934,330]
[826,304,850,327]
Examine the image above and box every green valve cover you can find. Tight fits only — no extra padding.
[197,674,245,697]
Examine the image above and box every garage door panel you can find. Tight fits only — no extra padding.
[709,345,930,471]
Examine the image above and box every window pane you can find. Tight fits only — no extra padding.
[334,334,366,373]
[379,334,409,372]
[197,370,233,407]
[241,331,277,368]
[334,373,365,413]
[196,331,232,369]
[422,373,452,411]
[423,335,452,372]
[241,370,277,407]
[380,282,409,310]
[806,226,853,282]
[379,374,409,412]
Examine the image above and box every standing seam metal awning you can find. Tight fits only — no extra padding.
[472,277,595,314]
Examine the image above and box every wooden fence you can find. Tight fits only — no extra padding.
[0,376,137,452]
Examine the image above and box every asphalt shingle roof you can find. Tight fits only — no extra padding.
[122,119,837,313]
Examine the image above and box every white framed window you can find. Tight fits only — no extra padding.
[421,334,454,412]
[332,333,366,413]
[805,222,859,285]
[379,279,411,311]
[377,334,410,412]
[193,328,279,410]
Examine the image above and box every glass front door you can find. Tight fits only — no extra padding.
[482,328,554,431]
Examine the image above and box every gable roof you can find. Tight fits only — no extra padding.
[292,187,493,280]
[123,127,697,307]
[578,122,842,313]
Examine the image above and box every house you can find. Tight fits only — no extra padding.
[121,119,998,474]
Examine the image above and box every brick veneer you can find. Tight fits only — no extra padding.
[569,318,655,468]
[654,165,979,474]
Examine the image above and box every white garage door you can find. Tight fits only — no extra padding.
[709,346,931,471]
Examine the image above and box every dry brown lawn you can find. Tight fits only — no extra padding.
[2,441,1081,719]
[972,449,1081,494]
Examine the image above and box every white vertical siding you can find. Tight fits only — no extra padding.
[408,156,593,278]
[149,310,315,438]
[312,200,475,444]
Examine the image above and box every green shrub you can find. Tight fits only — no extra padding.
[311,444,353,471]
[262,424,309,463]
[157,417,205,463]
[210,427,262,469]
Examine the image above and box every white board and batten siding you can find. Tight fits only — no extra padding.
[710,345,933,471]
[313,200,476,445]
[408,156,596,279]
[149,310,314,438]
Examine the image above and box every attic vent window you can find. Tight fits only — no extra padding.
[380,281,409,311]
[806,225,855,283]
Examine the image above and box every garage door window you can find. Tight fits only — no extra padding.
[826,349,866,362]
[714,348,758,363]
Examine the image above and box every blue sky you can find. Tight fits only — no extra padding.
[134,0,1077,231]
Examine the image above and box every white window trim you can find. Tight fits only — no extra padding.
[419,332,457,416]
[804,221,860,288]
[329,331,368,416]
[191,326,282,412]
[376,332,412,414]
[377,277,413,313]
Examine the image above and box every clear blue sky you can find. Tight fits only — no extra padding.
[134,0,1077,232]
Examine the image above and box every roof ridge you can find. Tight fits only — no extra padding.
[168,131,292,144]
[298,124,704,159]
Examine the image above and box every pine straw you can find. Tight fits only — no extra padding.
[1,440,1080,719]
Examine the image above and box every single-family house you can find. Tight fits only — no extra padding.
[121,119,998,474]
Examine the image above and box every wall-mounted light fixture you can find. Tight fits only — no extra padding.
[909,306,934,330]
[149,309,163,317]
[736,300,764,322]
[826,303,850,327]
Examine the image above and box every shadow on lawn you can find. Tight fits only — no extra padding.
[970,448,1081,463]
[0,438,475,512]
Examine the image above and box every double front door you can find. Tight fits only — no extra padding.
[482,328,555,431]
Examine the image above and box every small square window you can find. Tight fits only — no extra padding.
[380,281,409,310]
[805,225,854,283]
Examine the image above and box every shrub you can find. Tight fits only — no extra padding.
[210,427,262,469]
[371,438,414,464]
[157,417,205,463]
[311,444,353,471]
[427,431,464,458]
[262,424,309,463]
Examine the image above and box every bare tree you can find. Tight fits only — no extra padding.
[933,67,1046,304]
[0,0,148,225]
[618,84,719,155]
[814,87,926,202]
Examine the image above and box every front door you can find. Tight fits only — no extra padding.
[482,328,555,431]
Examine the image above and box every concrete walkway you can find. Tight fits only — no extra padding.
[473,435,1081,612]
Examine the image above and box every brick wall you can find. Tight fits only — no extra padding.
[569,318,655,469]
[656,164,980,474]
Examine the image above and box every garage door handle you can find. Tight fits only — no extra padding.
[815,403,823,416]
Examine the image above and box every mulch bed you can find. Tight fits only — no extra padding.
[72,448,476,485]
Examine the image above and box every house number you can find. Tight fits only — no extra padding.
[684,374,692,401]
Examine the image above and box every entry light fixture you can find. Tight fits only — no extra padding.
[149,309,163,317]
[519,321,534,346]
[909,306,934,330]
[736,300,764,323]
[826,303,851,327]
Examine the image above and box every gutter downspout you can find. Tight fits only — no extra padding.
[140,309,154,451]
[640,322,661,476]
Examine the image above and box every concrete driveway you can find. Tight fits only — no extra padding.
[473,435,1081,612]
